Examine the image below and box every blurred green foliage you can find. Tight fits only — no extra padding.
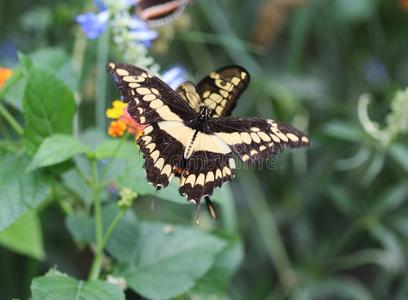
[1,0,408,299]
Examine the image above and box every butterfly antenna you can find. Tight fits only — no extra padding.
[151,186,161,210]
[205,196,218,220]
[193,200,201,225]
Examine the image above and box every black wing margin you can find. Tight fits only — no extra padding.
[197,66,250,117]
[207,117,310,162]
[107,62,196,125]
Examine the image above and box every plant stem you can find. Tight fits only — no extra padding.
[100,132,129,180]
[101,208,127,249]
[95,29,110,131]
[0,103,23,135]
[88,206,127,281]
[88,158,104,280]
[240,171,296,295]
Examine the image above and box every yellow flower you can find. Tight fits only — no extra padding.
[106,100,145,138]
[108,119,127,137]
[106,100,127,119]
[0,67,13,87]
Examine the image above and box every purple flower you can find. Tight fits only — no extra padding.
[76,11,110,39]
[129,17,158,47]
[162,67,188,89]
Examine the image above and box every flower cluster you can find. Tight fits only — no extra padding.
[106,100,145,138]
[358,88,408,145]
[76,0,159,71]
[0,67,13,87]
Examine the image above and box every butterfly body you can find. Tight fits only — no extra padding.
[107,62,310,219]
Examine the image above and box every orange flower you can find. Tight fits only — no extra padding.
[0,67,13,87]
[108,119,127,137]
[121,110,145,139]
[401,0,408,11]
[106,100,145,138]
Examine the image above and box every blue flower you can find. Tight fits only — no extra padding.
[129,17,158,47]
[94,0,107,11]
[162,67,188,89]
[76,11,110,39]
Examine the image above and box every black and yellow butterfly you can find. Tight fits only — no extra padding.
[107,62,310,220]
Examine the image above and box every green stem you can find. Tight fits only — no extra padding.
[100,132,129,180]
[0,103,23,135]
[95,29,110,131]
[88,206,127,281]
[101,208,127,249]
[241,171,296,295]
[88,158,104,280]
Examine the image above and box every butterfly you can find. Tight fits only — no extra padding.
[107,62,310,221]
[136,0,192,27]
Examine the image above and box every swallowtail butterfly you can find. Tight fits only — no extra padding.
[107,62,310,221]
[136,0,191,27]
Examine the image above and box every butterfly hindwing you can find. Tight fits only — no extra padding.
[107,62,196,125]
[207,117,309,162]
[179,150,235,201]
[175,81,201,112]
[108,62,310,214]
[197,66,250,117]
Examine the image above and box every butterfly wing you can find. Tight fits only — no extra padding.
[107,62,196,125]
[197,66,250,117]
[137,123,185,188]
[108,62,198,188]
[175,81,201,112]
[207,117,310,162]
[136,0,191,27]
[177,131,236,202]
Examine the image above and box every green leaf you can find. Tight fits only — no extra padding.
[31,269,125,300]
[65,212,94,244]
[334,0,375,24]
[63,156,93,205]
[5,48,78,110]
[191,235,243,297]
[22,68,76,155]
[121,222,226,299]
[389,143,408,173]
[94,140,138,160]
[28,135,90,170]
[0,210,44,260]
[322,121,365,142]
[66,204,139,260]
[0,150,50,231]
[293,277,371,300]
[117,164,189,204]
[118,162,227,206]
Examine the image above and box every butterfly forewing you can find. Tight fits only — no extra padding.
[197,66,250,117]
[107,62,196,125]
[207,117,310,162]
[107,62,310,215]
